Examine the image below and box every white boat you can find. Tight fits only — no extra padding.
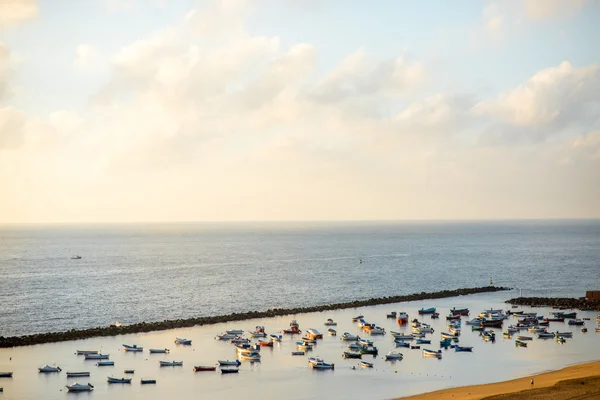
[440,332,459,340]
[269,334,282,342]
[226,329,244,335]
[39,365,61,373]
[65,382,94,392]
[360,361,373,368]
[97,361,114,366]
[385,351,403,360]
[413,326,434,333]
[122,344,143,352]
[347,343,360,351]
[239,353,261,361]
[391,332,414,340]
[358,339,374,347]
[149,348,169,354]
[308,357,324,365]
[422,349,442,359]
[323,319,337,326]
[174,338,192,345]
[296,341,313,350]
[66,372,90,377]
[159,361,183,367]
[466,318,482,325]
[218,360,241,366]
[216,333,238,341]
[340,332,360,341]
[310,361,334,370]
[250,326,266,337]
[368,327,386,335]
[107,377,131,383]
[307,329,323,339]
[84,353,109,360]
[76,350,98,355]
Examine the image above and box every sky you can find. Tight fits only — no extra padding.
[0,0,599,223]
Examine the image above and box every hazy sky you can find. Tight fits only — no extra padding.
[1,0,599,223]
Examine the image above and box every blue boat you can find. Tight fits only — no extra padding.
[455,346,473,352]
[416,339,431,344]
[394,340,410,348]
[418,308,436,315]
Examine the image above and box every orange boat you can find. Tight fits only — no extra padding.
[258,340,273,347]
[397,312,409,324]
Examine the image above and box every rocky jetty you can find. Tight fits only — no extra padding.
[506,297,600,311]
[0,286,509,348]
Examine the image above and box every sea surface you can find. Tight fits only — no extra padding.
[1,220,599,337]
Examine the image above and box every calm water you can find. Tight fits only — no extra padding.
[1,221,599,337]
[0,293,599,400]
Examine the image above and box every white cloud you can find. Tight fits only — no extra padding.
[523,0,584,20]
[74,44,98,69]
[0,107,26,149]
[483,3,504,40]
[0,0,37,27]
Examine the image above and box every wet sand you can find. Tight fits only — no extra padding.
[398,360,600,400]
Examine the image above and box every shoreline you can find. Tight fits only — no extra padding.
[0,285,508,347]
[397,360,600,400]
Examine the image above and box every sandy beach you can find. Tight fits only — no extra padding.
[399,360,600,400]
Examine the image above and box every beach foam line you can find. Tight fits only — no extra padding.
[397,360,600,400]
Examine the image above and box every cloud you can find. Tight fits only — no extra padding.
[0,107,26,149]
[0,0,37,27]
[523,0,584,20]
[483,3,504,40]
[474,61,600,129]
[74,44,98,69]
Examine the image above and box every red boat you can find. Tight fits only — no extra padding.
[258,340,273,347]
[283,320,301,334]
[397,312,409,324]
[194,366,216,372]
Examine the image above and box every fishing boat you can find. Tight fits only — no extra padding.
[123,370,134,374]
[307,329,323,339]
[323,319,337,326]
[296,341,313,351]
[39,365,61,373]
[568,319,584,326]
[97,361,114,366]
[141,379,156,384]
[418,307,436,315]
[258,340,273,347]
[122,344,143,352]
[368,327,386,335]
[71,255,82,260]
[446,314,461,321]
[394,340,410,348]
[351,315,364,322]
[251,326,267,338]
[159,361,183,367]
[107,377,131,383]
[517,335,532,341]
[230,337,250,344]
[342,351,362,359]
[553,331,573,338]
[413,325,434,333]
[265,334,281,343]
[416,339,431,344]
[194,366,216,372]
[412,332,425,338]
[422,348,442,358]
[480,319,503,328]
[149,348,169,354]
[544,317,564,322]
[359,346,378,355]
[360,361,373,368]
[291,351,305,356]
[454,346,473,352]
[385,351,403,360]
[411,319,421,327]
[347,342,361,350]
[174,338,192,345]
[538,332,554,339]
[0,373,13,378]
[440,338,452,347]
[239,353,261,361]
[328,329,337,336]
[451,308,470,316]
[226,329,244,335]
[283,320,301,334]
[310,361,334,370]
[358,339,374,347]
[236,343,260,353]
[218,360,241,366]
[65,382,94,392]
[66,372,90,377]
[390,332,414,340]
[515,340,528,347]
[397,312,409,324]
[440,332,459,340]
[85,353,109,360]
[340,332,360,341]
[220,367,240,374]
[386,311,397,318]
[76,350,98,355]
[431,312,440,319]
[553,311,577,319]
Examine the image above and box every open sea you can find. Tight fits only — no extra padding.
[1,220,599,337]
[0,220,599,400]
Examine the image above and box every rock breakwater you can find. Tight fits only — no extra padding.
[1,286,509,348]
[506,297,600,311]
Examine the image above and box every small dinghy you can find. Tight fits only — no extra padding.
[387,311,397,318]
[216,333,238,341]
[159,361,183,367]
[141,379,156,384]
[416,339,431,344]
[226,329,244,335]
[554,331,573,338]
[418,307,436,315]
[107,376,131,383]
[149,349,169,354]
[323,318,337,326]
[556,336,566,344]
[65,382,94,392]
[76,350,98,355]
[340,332,360,341]
[342,351,362,359]
[538,332,554,339]
[220,367,239,374]
[239,353,261,362]
[218,360,241,366]
[454,346,473,352]
[517,335,532,341]
[359,346,378,355]
[97,361,114,366]
[194,366,216,372]
[391,332,414,340]
[351,315,364,322]
[66,372,90,377]
[358,339,374,347]
[174,338,192,345]
[301,336,317,344]
[124,369,134,374]
[296,341,313,350]
[291,351,305,356]
[123,344,143,352]
[515,340,528,347]
[347,342,361,350]
[328,328,337,336]
[269,334,283,342]
[39,365,61,373]
[0,372,13,378]
[385,351,403,360]
[360,361,373,368]
[85,353,109,360]
[310,361,334,370]
[394,340,410,348]
[422,348,442,358]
